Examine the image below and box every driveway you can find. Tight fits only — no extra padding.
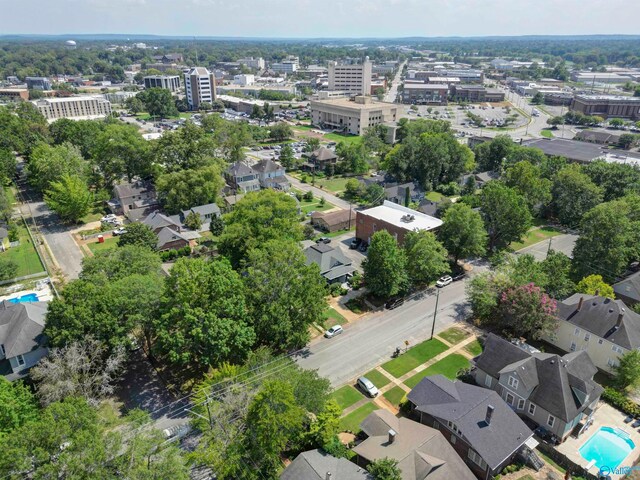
[516,233,578,260]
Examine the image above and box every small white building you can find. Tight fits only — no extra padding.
[233,74,255,86]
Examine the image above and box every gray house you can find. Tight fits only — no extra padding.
[384,182,422,205]
[304,242,356,284]
[110,180,160,221]
[281,449,372,480]
[473,334,603,442]
[225,162,260,193]
[0,300,48,379]
[353,409,476,480]
[170,203,221,231]
[407,375,538,480]
[252,159,290,190]
[613,272,640,305]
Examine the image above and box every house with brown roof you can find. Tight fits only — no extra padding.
[311,208,353,232]
[302,147,338,171]
[353,409,476,480]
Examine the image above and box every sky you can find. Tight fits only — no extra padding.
[1,0,639,38]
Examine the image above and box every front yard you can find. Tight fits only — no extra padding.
[381,338,448,378]
[403,354,470,389]
[510,226,561,251]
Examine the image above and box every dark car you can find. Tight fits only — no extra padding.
[385,297,405,310]
[359,242,368,252]
[349,238,362,250]
[452,272,466,281]
[316,237,331,244]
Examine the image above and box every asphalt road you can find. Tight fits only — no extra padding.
[516,233,578,260]
[384,60,407,103]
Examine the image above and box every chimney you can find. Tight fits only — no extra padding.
[485,405,495,425]
[388,429,397,444]
[326,473,332,480]
[595,288,600,296]
[617,308,625,327]
[577,296,584,312]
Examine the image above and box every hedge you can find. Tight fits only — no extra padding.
[601,387,640,417]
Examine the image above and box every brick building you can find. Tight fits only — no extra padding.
[570,95,640,120]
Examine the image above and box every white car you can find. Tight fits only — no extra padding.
[357,377,379,397]
[100,214,117,223]
[324,325,343,338]
[112,227,127,236]
[436,275,453,288]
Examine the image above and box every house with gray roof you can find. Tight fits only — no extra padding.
[224,161,260,193]
[155,227,192,252]
[169,203,221,231]
[613,272,640,306]
[252,159,290,190]
[544,294,640,374]
[407,375,538,479]
[141,211,182,234]
[110,180,159,221]
[353,409,476,480]
[304,242,356,284]
[0,300,48,379]
[473,334,603,442]
[281,449,372,480]
[384,182,422,205]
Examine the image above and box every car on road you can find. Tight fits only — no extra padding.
[324,325,343,338]
[349,238,362,249]
[357,376,379,397]
[436,275,453,288]
[316,237,331,244]
[112,227,127,236]
[162,424,190,440]
[306,210,316,217]
[452,272,466,282]
[385,297,405,310]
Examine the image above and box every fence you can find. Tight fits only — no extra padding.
[0,272,48,286]
[537,442,598,480]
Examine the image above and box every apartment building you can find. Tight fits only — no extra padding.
[271,55,299,74]
[238,57,265,70]
[570,94,640,120]
[32,95,112,121]
[184,67,217,110]
[310,95,397,136]
[143,75,181,92]
[328,58,373,96]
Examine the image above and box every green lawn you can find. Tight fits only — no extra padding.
[315,177,352,194]
[381,338,448,379]
[510,226,561,251]
[404,354,470,389]
[331,385,364,410]
[363,369,391,389]
[87,236,118,254]
[313,227,355,241]
[301,200,333,215]
[438,327,470,345]
[323,132,362,146]
[425,191,444,202]
[339,402,377,433]
[464,339,484,357]
[540,129,554,138]
[322,307,347,329]
[383,386,406,406]
[1,222,45,277]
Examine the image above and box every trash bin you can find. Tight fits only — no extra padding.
[97,235,104,244]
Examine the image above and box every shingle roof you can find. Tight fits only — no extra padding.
[308,147,338,162]
[226,161,256,177]
[156,227,190,250]
[252,158,283,174]
[113,180,155,200]
[304,244,354,279]
[353,410,475,480]
[558,294,640,350]
[407,375,533,470]
[141,212,181,231]
[280,449,372,480]
[0,301,48,358]
[614,272,640,305]
[475,334,603,422]
[311,209,352,226]
[182,203,221,218]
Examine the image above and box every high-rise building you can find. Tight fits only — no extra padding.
[328,57,372,96]
[143,75,181,92]
[184,67,217,110]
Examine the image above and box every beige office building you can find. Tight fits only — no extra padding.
[184,67,217,110]
[32,96,112,121]
[310,96,397,136]
[328,58,372,96]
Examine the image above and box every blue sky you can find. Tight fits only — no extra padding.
[1,0,638,37]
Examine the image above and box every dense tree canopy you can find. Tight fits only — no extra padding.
[363,230,408,298]
[551,164,603,227]
[403,230,450,286]
[27,142,88,193]
[480,181,532,250]
[155,164,223,214]
[439,203,487,261]
[44,174,93,223]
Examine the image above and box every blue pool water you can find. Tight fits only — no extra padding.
[579,426,635,470]
[8,293,39,304]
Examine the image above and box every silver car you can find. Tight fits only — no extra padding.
[357,377,379,397]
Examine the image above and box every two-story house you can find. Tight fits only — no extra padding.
[407,375,539,480]
[110,180,160,221]
[224,162,260,193]
[252,159,290,190]
[473,334,603,443]
[545,294,640,373]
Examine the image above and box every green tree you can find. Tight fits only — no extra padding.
[480,182,532,251]
[243,240,327,351]
[153,257,255,370]
[305,399,342,449]
[540,250,576,300]
[184,211,202,230]
[473,135,515,172]
[531,92,544,104]
[49,118,105,158]
[0,103,49,155]
[304,137,321,152]
[404,230,450,286]
[152,121,222,172]
[615,350,640,390]
[44,174,93,224]
[547,116,565,128]
[117,222,157,250]
[125,95,144,114]
[551,164,603,227]
[618,133,639,150]
[209,214,224,236]
[27,142,88,193]
[363,230,408,298]
[269,122,293,141]
[137,87,178,118]
[368,458,403,480]
[92,123,151,186]
[504,161,552,213]
[155,165,223,214]
[576,274,615,299]
[583,160,640,201]
[0,378,38,439]
[0,148,17,182]
[0,258,18,281]
[218,190,302,267]
[439,203,487,262]
[279,144,296,169]
[336,141,371,175]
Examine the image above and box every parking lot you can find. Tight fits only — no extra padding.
[401,102,528,131]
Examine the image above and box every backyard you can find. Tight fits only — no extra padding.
[87,236,118,254]
[1,221,46,278]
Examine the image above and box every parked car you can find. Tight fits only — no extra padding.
[324,325,343,338]
[100,214,117,223]
[316,237,331,244]
[385,297,405,310]
[452,272,466,282]
[112,227,127,236]
[357,377,379,397]
[436,275,453,288]
[349,238,362,250]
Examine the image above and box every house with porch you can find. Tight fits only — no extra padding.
[252,158,290,190]
[304,242,355,284]
[224,162,260,193]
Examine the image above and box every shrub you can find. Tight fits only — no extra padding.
[438,181,461,197]
[602,387,640,416]
[304,191,314,202]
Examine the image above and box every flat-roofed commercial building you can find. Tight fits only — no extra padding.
[570,95,640,120]
[402,83,448,105]
[328,58,372,96]
[450,85,505,103]
[356,200,443,245]
[0,89,29,101]
[310,96,397,136]
[143,75,181,92]
[184,67,216,110]
[571,72,633,84]
[32,95,112,120]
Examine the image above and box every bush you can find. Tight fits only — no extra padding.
[304,191,314,202]
[399,394,411,415]
[602,387,640,416]
[438,181,461,197]
[7,223,18,242]
[349,272,363,290]
[329,283,347,297]
[301,175,308,184]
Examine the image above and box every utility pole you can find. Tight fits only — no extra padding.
[348,201,352,229]
[430,288,440,340]
[546,237,553,258]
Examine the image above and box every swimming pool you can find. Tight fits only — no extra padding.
[579,426,635,470]
[8,293,39,304]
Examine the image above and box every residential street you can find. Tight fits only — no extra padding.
[286,174,352,210]
[516,233,578,260]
